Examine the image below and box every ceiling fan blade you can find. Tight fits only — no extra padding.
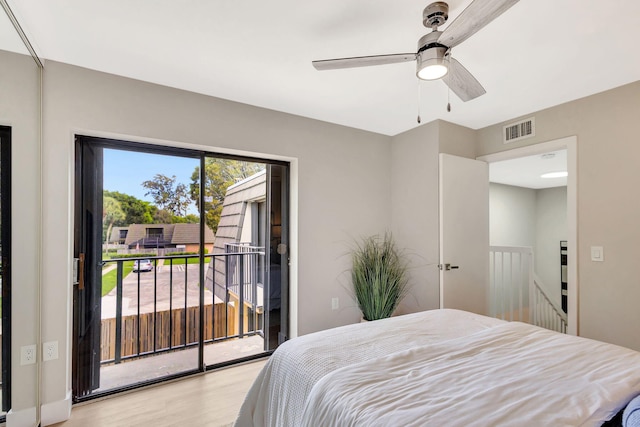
[443,57,486,102]
[437,0,520,48]
[312,53,416,71]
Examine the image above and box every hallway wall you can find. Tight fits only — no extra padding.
[489,183,567,303]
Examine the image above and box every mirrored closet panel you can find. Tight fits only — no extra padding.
[0,0,43,421]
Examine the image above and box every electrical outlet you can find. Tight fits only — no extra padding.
[20,344,36,365]
[43,341,59,362]
[331,297,339,310]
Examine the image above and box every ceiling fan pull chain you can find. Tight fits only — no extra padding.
[447,86,451,112]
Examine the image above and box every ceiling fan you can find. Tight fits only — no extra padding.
[312,0,520,103]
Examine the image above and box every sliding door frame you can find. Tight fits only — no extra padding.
[0,126,11,415]
[73,135,290,400]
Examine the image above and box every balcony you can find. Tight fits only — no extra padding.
[130,234,173,249]
[98,247,266,393]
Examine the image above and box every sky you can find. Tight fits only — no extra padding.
[103,148,200,214]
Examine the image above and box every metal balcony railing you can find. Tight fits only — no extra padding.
[100,249,265,365]
[132,235,172,248]
[223,243,264,306]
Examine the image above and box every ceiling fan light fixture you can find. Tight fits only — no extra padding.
[416,45,448,80]
[418,61,448,80]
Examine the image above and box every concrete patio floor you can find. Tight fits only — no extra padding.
[97,335,265,392]
[95,261,265,394]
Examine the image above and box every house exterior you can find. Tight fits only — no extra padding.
[5,30,640,427]
[205,170,266,302]
[213,169,266,255]
[109,223,215,253]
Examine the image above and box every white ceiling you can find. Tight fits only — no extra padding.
[490,149,567,189]
[4,0,640,136]
[0,4,28,56]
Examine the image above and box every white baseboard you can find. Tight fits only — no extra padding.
[41,391,72,426]
[6,406,36,427]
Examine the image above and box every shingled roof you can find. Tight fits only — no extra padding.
[109,223,214,247]
[123,224,175,246]
[171,223,214,244]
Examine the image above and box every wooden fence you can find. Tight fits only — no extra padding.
[100,302,236,362]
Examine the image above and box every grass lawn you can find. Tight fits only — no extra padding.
[168,256,203,265]
[101,261,134,297]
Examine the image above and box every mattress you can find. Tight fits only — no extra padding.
[235,309,640,426]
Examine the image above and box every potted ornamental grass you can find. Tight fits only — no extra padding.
[351,233,409,321]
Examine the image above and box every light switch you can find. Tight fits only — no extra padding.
[591,246,604,262]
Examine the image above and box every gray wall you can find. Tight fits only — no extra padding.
[0,50,40,420]
[535,186,568,303]
[477,80,640,351]
[40,61,392,413]
[489,183,536,248]
[489,183,567,303]
[391,121,440,314]
[390,120,477,315]
[4,47,640,425]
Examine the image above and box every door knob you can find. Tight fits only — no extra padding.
[438,263,459,271]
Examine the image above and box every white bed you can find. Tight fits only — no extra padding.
[235,309,640,426]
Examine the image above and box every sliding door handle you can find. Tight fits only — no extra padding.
[78,253,85,290]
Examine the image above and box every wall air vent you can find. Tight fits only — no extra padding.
[503,117,535,144]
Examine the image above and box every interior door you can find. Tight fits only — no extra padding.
[439,153,489,315]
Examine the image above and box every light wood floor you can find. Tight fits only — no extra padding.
[52,358,267,427]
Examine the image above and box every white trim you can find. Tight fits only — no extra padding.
[476,136,576,163]
[6,406,37,427]
[478,136,578,336]
[40,391,72,426]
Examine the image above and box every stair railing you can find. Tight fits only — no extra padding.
[490,246,567,333]
[532,273,567,333]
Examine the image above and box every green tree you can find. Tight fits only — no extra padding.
[189,159,264,233]
[103,196,125,243]
[153,208,173,224]
[142,174,191,216]
[172,213,200,224]
[103,190,155,225]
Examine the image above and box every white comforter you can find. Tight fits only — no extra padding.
[235,309,640,426]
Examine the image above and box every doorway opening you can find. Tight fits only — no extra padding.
[478,136,577,335]
[73,136,289,401]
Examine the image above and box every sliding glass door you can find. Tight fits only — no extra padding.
[201,158,289,368]
[73,136,289,401]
